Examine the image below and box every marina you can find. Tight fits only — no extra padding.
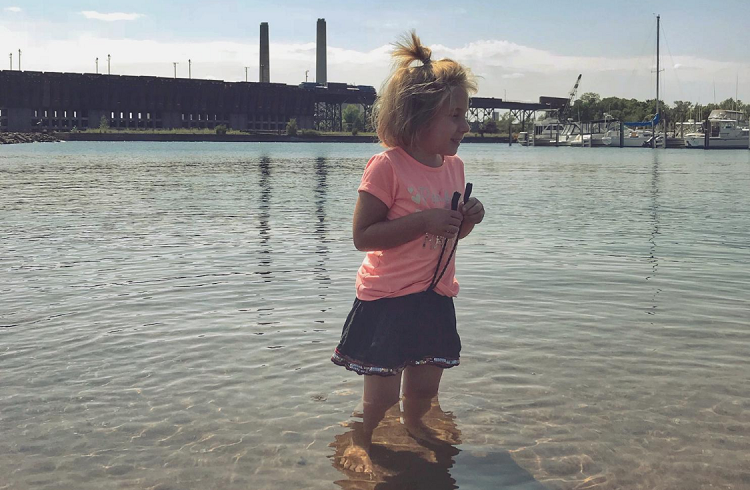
[518,115,749,149]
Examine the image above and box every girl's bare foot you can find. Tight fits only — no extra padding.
[336,425,375,475]
[340,442,374,474]
[404,419,461,446]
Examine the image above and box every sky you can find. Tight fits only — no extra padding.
[2,0,750,105]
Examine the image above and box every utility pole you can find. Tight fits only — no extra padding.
[9,52,11,70]
[244,66,249,82]
[188,59,191,79]
[173,62,178,78]
[305,70,309,82]
[96,57,99,74]
[107,54,111,75]
[18,49,21,71]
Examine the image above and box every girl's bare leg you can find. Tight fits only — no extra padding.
[341,372,402,474]
[402,364,447,443]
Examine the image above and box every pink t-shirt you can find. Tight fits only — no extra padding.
[355,146,466,300]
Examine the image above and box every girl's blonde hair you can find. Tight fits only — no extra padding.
[374,31,478,149]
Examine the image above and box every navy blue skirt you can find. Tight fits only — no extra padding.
[331,290,461,376]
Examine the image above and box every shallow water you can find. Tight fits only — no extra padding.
[1,142,749,489]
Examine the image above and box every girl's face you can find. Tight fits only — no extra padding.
[417,87,471,157]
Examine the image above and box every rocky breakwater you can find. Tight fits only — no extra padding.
[0,132,61,145]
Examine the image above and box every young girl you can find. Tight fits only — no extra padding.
[331,31,484,474]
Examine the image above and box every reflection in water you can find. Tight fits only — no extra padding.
[645,153,661,316]
[257,156,273,282]
[329,397,544,490]
[314,157,332,295]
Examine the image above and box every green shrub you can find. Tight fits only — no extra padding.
[300,129,320,137]
[99,116,110,132]
[286,118,298,136]
[215,124,228,135]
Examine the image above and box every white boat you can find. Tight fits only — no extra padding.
[519,113,570,146]
[520,75,582,147]
[602,127,653,147]
[684,110,750,149]
[568,117,619,147]
[568,133,591,147]
[675,119,702,137]
[601,113,659,147]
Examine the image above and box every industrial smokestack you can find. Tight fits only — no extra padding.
[259,22,270,83]
[316,18,327,86]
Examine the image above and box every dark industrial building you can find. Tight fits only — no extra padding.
[0,18,380,133]
[0,70,380,133]
[0,70,320,132]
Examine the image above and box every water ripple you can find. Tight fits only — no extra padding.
[1,143,748,489]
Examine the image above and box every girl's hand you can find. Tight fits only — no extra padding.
[461,197,485,225]
[421,208,463,239]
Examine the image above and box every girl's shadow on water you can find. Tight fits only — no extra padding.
[329,398,547,490]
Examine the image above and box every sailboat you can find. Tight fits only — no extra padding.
[651,14,663,148]
[602,114,659,147]
[602,15,664,148]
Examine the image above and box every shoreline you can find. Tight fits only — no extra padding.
[1,132,510,145]
[0,132,62,145]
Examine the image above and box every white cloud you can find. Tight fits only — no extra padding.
[4,6,22,12]
[430,39,750,102]
[0,21,747,103]
[81,11,143,22]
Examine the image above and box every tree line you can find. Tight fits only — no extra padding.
[569,92,748,123]
[341,94,750,136]
[472,93,749,136]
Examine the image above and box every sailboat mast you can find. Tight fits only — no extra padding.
[656,15,660,132]
[653,14,660,149]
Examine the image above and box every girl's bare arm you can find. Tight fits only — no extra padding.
[352,191,463,252]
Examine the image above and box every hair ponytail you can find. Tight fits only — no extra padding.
[374,31,477,149]
[392,31,432,70]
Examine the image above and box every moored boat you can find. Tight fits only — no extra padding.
[602,127,653,147]
[601,113,659,147]
[519,113,569,146]
[684,110,749,149]
[568,117,619,147]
